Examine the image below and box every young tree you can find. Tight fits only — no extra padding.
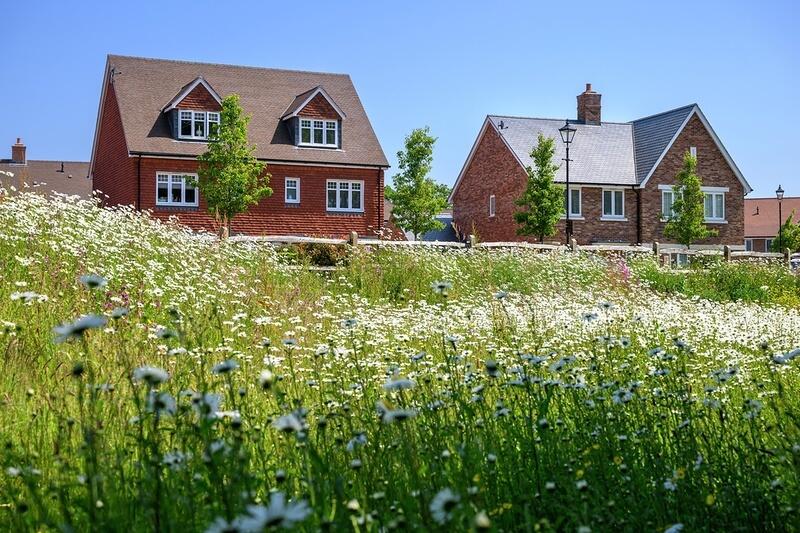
[385,127,450,240]
[770,213,800,252]
[664,151,717,249]
[197,94,271,239]
[514,133,564,242]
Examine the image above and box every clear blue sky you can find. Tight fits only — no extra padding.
[2,0,797,197]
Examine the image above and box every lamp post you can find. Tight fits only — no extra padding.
[559,120,577,243]
[776,184,784,252]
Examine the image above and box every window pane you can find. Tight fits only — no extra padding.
[327,189,337,208]
[184,185,196,204]
[171,177,183,203]
[614,191,623,216]
[193,113,206,137]
[157,175,169,203]
[603,190,612,215]
[704,194,713,218]
[662,192,672,217]
[314,127,323,144]
[570,189,580,215]
[326,125,336,145]
[340,189,349,208]
[301,127,311,143]
[181,118,192,137]
[351,189,361,210]
[715,194,724,219]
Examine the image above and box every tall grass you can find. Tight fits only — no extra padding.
[1,192,799,532]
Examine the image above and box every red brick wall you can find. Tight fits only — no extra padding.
[92,81,137,206]
[138,157,383,237]
[641,114,745,245]
[177,84,222,111]
[298,93,340,119]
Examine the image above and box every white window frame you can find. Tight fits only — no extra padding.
[285,177,300,204]
[156,172,199,207]
[326,180,364,212]
[601,188,626,220]
[689,146,697,158]
[703,189,726,223]
[299,117,338,148]
[661,189,682,221]
[745,239,753,252]
[489,194,496,217]
[177,110,219,141]
[561,187,583,219]
[765,238,774,251]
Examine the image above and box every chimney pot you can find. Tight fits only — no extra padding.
[11,138,26,165]
[585,83,592,92]
[577,84,601,125]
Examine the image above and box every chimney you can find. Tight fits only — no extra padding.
[11,138,26,165]
[577,83,601,125]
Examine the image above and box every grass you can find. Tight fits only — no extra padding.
[1,191,799,532]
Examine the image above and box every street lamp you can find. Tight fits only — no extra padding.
[559,120,577,243]
[776,184,785,252]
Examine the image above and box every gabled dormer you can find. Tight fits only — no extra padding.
[161,77,223,141]
[281,86,345,149]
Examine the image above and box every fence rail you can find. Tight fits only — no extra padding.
[230,232,795,267]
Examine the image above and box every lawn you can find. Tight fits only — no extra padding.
[1,192,799,532]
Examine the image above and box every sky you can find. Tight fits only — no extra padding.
[2,0,798,197]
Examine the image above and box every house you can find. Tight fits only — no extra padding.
[744,196,800,252]
[450,84,751,246]
[90,55,389,237]
[0,138,91,198]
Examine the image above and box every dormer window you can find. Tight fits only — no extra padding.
[300,119,338,147]
[179,110,220,140]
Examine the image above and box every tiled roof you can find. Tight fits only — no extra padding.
[489,116,637,185]
[101,55,388,167]
[419,215,459,242]
[744,197,800,238]
[0,160,91,198]
[632,104,695,182]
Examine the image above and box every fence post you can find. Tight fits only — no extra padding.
[469,234,477,248]
[723,245,731,262]
[786,248,792,267]
[570,238,578,252]
[349,231,358,246]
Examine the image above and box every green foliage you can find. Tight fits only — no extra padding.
[514,134,564,242]
[664,151,717,248]
[770,212,800,252]
[385,127,450,240]
[197,94,271,238]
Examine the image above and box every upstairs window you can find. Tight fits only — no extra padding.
[704,192,725,221]
[489,195,496,217]
[179,110,220,140]
[156,173,198,207]
[602,189,625,219]
[300,118,338,147]
[327,180,363,212]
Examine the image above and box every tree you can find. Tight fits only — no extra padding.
[770,213,800,252]
[385,127,450,240]
[664,151,717,248]
[197,94,271,239]
[514,133,564,242]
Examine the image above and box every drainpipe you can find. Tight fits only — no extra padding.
[136,155,142,210]
[635,187,642,244]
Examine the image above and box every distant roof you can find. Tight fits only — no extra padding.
[0,160,91,198]
[418,214,459,242]
[489,115,637,185]
[632,104,695,182]
[745,197,800,238]
[97,55,388,168]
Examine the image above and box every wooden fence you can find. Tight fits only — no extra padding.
[230,233,795,268]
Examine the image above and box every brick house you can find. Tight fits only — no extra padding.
[90,55,389,236]
[450,84,751,246]
[0,138,91,198]
[744,197,800,252]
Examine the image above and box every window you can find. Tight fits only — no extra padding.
[704,192,725,221]
[745,239,753,252]
[602,189,625,219]
[178,110,219,140]
[689,146,697,158]
[299,118,338,147]
[662,189,682,219]
[489,195,496,217]
[564,188,581,217]
[156,173,198,207]
[285,178,300,203]
[765,239,774,251]
[326,180,363,212]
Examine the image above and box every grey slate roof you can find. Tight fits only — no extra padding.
[0,160,91,198]
[487,104,699,187]
[419,214,459,242]
[489,116,638,185]
[101,55,388,167]
[631,104,695,182]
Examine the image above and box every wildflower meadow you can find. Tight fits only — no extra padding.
[1,191,798,531]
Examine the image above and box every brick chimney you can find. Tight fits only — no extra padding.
[577,83,601,125]
[11,138,26,164]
